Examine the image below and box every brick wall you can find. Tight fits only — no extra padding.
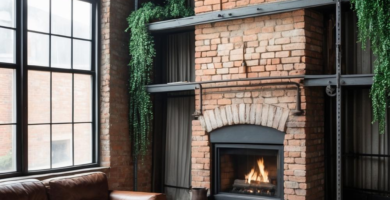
[195,0,286,14]
[100,0,152,191]
[192,9,325,200]
[0,68,14,160]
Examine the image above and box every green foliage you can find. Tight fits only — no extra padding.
[0,151,12,171]
[165,0,194,18]
[351,0,390,133]
[126,0,193,157]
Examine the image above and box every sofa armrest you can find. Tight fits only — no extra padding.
[109,190,166,200]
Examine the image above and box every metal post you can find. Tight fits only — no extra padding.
[335,0,342,199]
[134,155,138,191]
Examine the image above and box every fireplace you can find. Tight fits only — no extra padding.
[210,125,285,200]
[214,144,284,200]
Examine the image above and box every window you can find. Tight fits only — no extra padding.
[0,0,98,177]
[0,0,17,174]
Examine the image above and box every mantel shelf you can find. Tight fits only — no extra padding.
[148,0,349,32]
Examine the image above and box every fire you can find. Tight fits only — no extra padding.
[245,158,269,184]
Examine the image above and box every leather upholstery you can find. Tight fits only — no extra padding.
[42,172,109,200]
[0,179,48,200]
[0,172,166,200]
[110,191,166,200]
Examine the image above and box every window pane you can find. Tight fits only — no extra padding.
[28,0,49,33]
[28,32,49,66]
[0,0,15,28]
[52,124,72,168]
[51,0,71,36]
[28,70,50,124]
[73,40,91,70]
[51,36,71,69]
[0,28,15,63]
[28,125,50,170]
[74,74,92,122]
[74,123,92,165]
[52,72,72,123]
[0,125,16,173]
[73,1,91,39]
[0,68,16,124]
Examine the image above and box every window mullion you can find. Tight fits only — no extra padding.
[91,0,97,164]
[21,0,29,174]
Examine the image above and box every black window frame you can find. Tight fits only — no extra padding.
[0,0,100,179]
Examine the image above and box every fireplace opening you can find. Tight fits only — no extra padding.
[220,148,278,196]
[214,144,283,200]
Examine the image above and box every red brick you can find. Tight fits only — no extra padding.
[276,51,290,58]
[195,6,213,13]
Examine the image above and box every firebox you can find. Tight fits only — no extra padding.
[210,125,285,200]
[214,144,283,200]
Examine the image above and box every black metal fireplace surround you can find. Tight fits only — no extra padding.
[210,125,285,200]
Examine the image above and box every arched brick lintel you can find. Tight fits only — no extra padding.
[198,103,290,133]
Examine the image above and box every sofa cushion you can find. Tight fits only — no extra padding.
[0,179,48,200]
[42,172,109,200]
[110,191,166,200]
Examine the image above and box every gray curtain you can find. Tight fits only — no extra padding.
[344,88,389,192]
[344,11,376,74]
[164,31,195,200]
[165,32,195,82]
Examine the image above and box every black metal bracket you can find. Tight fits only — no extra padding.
[192,78,304,118]
[326,82,336,97]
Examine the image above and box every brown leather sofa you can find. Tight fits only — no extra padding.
[0,172,166,200]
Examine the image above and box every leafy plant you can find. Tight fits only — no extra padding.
[165,0,194,18]
[0,151,13,171]
[126,0,193,157]
[351,0,390,133]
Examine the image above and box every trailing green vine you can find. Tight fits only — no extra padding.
[351,0,390,134]
[126,1,193,157]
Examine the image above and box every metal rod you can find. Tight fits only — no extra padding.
[344,187,390,195]
[335,0,342,199]
[199,84,203,116]
[196,81,303,116]
[167,94,195,98]
[164,184,191,190]
[134,155,138,191]
[343,153,390,158]
[149,75,304,88]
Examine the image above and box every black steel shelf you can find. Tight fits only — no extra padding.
[146,74,373,93]
[148,0,350,32]
[146,82,198,93]
[304,74,373,86]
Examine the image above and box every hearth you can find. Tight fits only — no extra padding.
[213,144,283,200]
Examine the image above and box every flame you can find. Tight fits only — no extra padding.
[245,158,269,184]
[257,158,269,183]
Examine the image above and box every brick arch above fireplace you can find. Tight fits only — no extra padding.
[198,103,290,133]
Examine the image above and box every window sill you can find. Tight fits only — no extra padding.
[0,167,110,183]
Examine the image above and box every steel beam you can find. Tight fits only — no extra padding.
[148,0,349,32]
[146,83,197,93]
[304,74,373,86]
[335,0,342,199]
[146,74,373,93]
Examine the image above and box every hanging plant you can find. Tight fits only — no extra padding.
[126,1,193,158]
[351,0,390,133]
